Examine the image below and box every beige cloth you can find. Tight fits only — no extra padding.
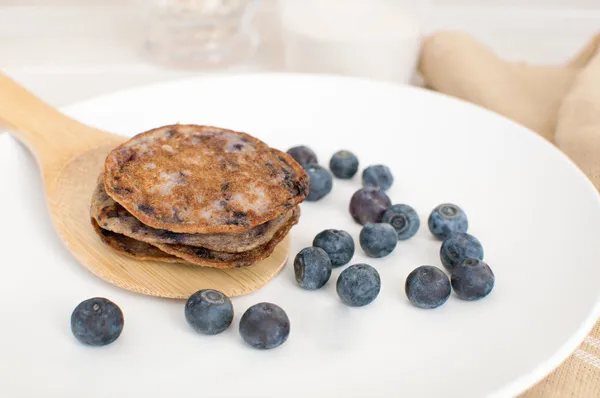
[419,32,600,397]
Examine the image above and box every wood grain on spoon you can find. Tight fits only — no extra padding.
[0,72,290,299]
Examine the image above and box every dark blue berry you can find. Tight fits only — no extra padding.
[428,203,468,240]
[239,303,290,349]
[405,266,451,309]
[359,223,397,258]
[336,264,381,307]
[362,165,394,191]
[286,145,318,169]
[70,297,124,346]
[312,229,355,267]
[185,289,234,335]
[305,164,333,201]
[349,187,392,225]
[294,247,332,290]
[451,258,495,300]
[440,233,484,272]
[329,150,359,179]
[382,204,420,240]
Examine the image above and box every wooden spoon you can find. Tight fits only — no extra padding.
[0,72,290,299]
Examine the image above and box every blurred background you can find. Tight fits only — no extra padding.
[1,0,599,107]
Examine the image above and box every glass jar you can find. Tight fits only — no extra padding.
[138,0,261,68]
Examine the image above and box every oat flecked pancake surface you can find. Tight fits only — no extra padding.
[103,124,309,234]
[154,207,300,268]
[91,175,295,252]
[91,219,184,263]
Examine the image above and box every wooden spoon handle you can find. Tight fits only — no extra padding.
[0,72,106,166]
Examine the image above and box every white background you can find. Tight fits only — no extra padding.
[0,0,599,106]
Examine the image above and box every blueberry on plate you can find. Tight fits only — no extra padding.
[359,223,397,258]
[349,187,392,225]
[312,229,355,267]
[294,247,332,290]
[440,232,484,272]
[329,150,359,179]
[185,289,234,335]
[451,258,495,301]
[336,264,381,307]
[428,203,468,240]
[362,165,394,191]
[239,303,290,349]
[405,266,451,309]
[305,164,333,201]
[70,297,124,346]
[286,145,318,169]
[382,204,420,240]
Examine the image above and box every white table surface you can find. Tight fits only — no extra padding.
[1,2,600,107]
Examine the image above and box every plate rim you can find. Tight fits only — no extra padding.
[4,72,600,397]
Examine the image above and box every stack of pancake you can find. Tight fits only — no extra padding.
[90,124,309,268]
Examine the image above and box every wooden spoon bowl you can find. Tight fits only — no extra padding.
[0,73,290,299]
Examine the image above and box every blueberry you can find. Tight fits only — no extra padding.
[440,232,484,272]
[428,203,468,240]
[294,247,332,290]
[185,289,234,335]
[329,150,359,179]
[239,303,290,349]
[405,266,451,309]
[349,187,392,225]
[70,297,124,346]
[359,223,397,258]
[336,264,381,307]
[362,165,394,191]
[451,258,495,300]
[382,204,420,240]
[312,229,355,267]
[305,164,333,201]
[286,145,318,169]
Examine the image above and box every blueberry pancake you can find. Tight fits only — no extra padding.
[154,207,299,268]
[91,219,184,263]
[104,124,309,234]
[91,207,299,269]
[91,175,295,253]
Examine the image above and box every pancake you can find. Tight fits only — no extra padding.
[154,206,300,268]
[91,175,295,253]
[91,219,184,263]
[104,124,309,234]
[91,207,300,269]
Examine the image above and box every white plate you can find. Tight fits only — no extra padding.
[1,74,599,398]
